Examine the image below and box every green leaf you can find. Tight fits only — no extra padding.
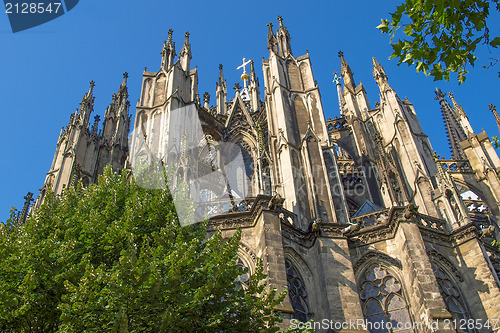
[491,37,500,48]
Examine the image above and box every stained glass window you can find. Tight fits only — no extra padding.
[285,260,309,322]
[431,263,473,333]
[359,264,413,333]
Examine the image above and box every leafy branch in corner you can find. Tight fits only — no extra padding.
[378,0,500,83]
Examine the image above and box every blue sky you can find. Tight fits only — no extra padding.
[1,0,499,222]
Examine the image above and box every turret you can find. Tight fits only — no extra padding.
[276,16,292,57]
[263,17,348,226]
[102,73,130,147]
[267,22,279,54]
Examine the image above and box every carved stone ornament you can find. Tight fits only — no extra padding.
[427,249,464,282]
[353,250,402,274]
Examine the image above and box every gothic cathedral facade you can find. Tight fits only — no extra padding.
[33,18,500,332]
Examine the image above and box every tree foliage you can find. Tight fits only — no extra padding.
[0,167,290,332]
[378,0,500,83]
[493,135,500,149]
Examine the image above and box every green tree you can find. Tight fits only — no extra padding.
[377,0,500,83]
[0,167,290,332]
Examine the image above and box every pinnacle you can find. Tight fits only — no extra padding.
[167,28,173,43]
[267,22,274,35]
[122,72,128,86]
[277,15,283,27]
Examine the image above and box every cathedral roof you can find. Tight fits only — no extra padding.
[352,200,384,217]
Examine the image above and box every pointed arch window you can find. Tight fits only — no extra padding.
[431,263,474,332]
[235,258,251,290]
[285,260,309,323]
[359,264,413,333]
[235,141,254,196]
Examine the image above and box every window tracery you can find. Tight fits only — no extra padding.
[285,259,309,322]
[359,264,413,332]
[431,263,473,332]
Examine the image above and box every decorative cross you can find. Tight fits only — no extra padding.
[489,104,496,111]
[277,16,283,25]
[123,72,129,79]
[237,57,252,74]
[89,81,95,89]
[233,83,242,91]
[338,51,344,58]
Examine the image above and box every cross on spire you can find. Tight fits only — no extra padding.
[237,57,252,74]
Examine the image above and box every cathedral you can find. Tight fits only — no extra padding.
[24,17,500,332]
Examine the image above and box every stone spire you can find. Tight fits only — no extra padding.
[179,31,192,71]
[372,57,389,92]
[102,73,131,146]
[117,72,129,102]
[121,71,128,87]
[448,92,474,135]
[216,64,227,116]
[249,60,261,111]
[490,104,500,134]
[338,51,355,91]
[14,192,34,227]
[79,81,95,127]
[435,88,467,159]
[250,59,257,82]
[448,92,465,117]
[161,29,176,70]
[276,16,292,57]
[267,22,279,54]
[333,72,345,116]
